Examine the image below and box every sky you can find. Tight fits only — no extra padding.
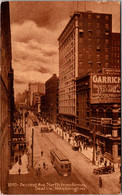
[9,1,120,98]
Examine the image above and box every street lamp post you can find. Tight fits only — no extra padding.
[27,151,30,169]
[32,128,34,168]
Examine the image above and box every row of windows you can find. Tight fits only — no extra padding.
[59,70,75,83]
[59,80,74,90]
[59,46,75,64]
[79,38,110,45]
[59,64,75,77]
[112,53,120,58]
[112,47,120,52]
[79,53,109,59]
[112,40,120,45]
[59,107,75,115]
[59,100,75,107]
[59,32,75,53]
[112,59,120,64]
[92,108,112,118]
[60,21,75,43]
[60,57,74,70]
[59,87,75,96]
[79,21,110,29]
[79,30,110,37]
[79,14,110,20]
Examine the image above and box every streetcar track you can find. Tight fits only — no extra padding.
[30,122,99,194]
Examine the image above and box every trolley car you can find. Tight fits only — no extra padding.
[50,148,71,176]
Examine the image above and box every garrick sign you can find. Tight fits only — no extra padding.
[90,71,121,104]
[92,75,120,84]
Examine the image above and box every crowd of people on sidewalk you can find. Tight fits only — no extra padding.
[54,124,121,174]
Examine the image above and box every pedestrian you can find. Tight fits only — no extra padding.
[68,138,70,143]
[38,165,41,178]
[83,144,85,150]
[109,161,111,166]
[18,167,21,175]
[41,151,43,156]
[100,157,102,165]
[15,156,18,162]
[104,160,107,167]
[43,162,45,169]
[80,146,82,152]
[113,164,115,172]
[99,177,102,188]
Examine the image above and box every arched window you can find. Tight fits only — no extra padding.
[106,109,112,118]
[92,109,97,117]
[98,108,104,118]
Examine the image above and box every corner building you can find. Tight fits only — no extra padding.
[76,69,121,164]
[58,11,112,129]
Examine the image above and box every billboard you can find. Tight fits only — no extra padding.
[90,71,121,104]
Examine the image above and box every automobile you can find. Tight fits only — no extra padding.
[93,165,114,175]
[40,127,49,133]
[40,125,53,133]
[33,120,38,126]
[72,145,79,151]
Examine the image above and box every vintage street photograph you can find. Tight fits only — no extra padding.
[0,0,121,194]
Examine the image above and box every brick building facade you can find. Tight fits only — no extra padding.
[58,11,113,129]
[0,2,14,193]
[76,69,121,164]
[41,74,58,124]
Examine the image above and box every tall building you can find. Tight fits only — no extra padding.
[45,74,59,124]
[40,74,59,124]
[58,11,113,129]
[29,82,45,106]
[16,90,29,104]
[32,92,41,112]
[40,94,47,120]
[0,2,14,193]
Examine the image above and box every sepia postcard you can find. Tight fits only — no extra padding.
[0,0,121,194]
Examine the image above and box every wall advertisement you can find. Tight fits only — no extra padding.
[90,71,121,104]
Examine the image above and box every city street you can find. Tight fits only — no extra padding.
[8,112,90,194]
[1,2,121,195]
[8,112,121,194]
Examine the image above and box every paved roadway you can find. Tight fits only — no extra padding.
[26,112,98,194]
[16,111,89,194]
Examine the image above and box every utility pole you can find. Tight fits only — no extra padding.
[22,109,23,134]
[25,115,26,136]
[92,128,96,164]
[32,128,34,168]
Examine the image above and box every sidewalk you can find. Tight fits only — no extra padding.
[9,154,29,175]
